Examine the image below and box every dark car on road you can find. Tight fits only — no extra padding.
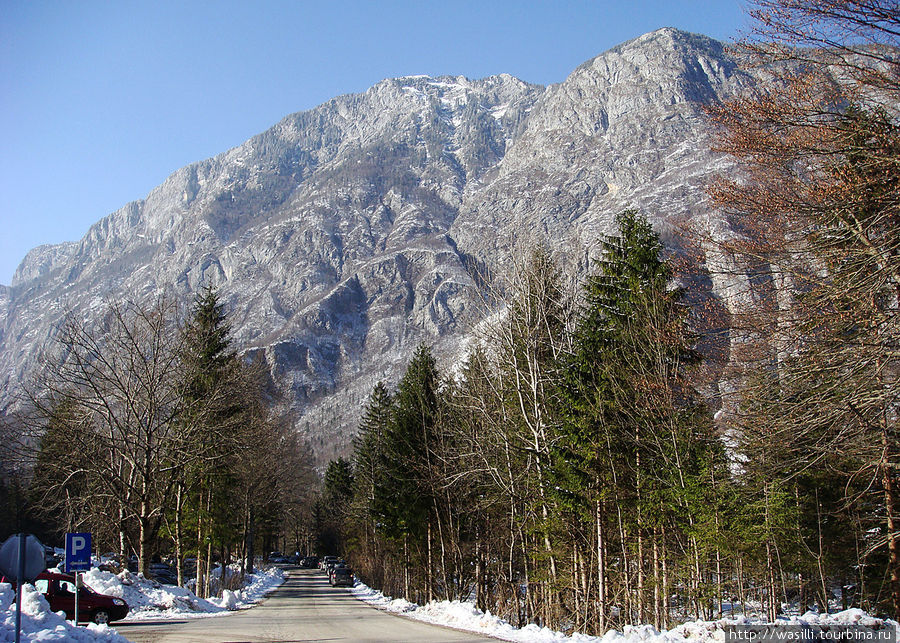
[330,566,354,587]
[325,557,345,573]
[300,556,319,569]
[32,571,129,624]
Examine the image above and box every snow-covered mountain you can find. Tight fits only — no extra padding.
[0,29,762,460]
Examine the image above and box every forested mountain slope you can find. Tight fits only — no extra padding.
[0,29,766,459]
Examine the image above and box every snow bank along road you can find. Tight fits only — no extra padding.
[112,568,497,642]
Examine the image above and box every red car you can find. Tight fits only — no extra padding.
[31,571,129,624]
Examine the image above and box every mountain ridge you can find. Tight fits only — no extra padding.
[1,28,769,460]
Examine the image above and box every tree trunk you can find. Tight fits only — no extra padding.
[196,488,207,598]
[882,418,900,616]
[118,502,127,562]
[765,484,778,621]
[637,525,645,624]
[616,502,632,623]
[246,505,255,575]
[766,539,777,621]
[715,516,723,618]
[175,481,185,587]
[403,533,410,600]
[475,524,485,611]
[653,528,661,629]
[573,545,581,630]
[138,501,151,577]
[662,526,670,629]
[205,539,213,598]
[596,498,607,632]
[636,431,645,624]
[426,518,434,603]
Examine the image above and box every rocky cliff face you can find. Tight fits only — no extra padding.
[0,29,764,460]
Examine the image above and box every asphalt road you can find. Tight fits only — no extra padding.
[112,567,498,643]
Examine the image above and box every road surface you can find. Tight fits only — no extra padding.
[113,567,498,643]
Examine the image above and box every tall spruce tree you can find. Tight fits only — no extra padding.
[349,382,394,584]
[177,283,242,592]
[322,457,354,552]
[372,344,440,600]
[558,210,723,629]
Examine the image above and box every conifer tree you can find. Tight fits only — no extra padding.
[350,382,394,584]
[177,283,244,592]
[559,210,722,629]
[322,457,355,553]
[372,344,440,600]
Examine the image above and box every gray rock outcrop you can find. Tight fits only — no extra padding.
[0,29,768,460]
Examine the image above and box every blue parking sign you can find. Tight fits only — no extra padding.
[65,532,91,573]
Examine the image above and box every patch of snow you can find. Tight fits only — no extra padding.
[492,104,510,120]
[112,566,283,620]
[1,582,129,642]
[401,86,427,101]
[22,564,285,627]
[351,580,898,643]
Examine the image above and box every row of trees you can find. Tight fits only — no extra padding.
[709,0,900,622]
[0,0,894,628]
[320,212,737,634]
[321,0,900,632]
[324,206,896,635]
[5,287,316,596]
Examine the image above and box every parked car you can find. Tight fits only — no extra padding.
[32,571,129,624]
[97,552,123,573]
[42,546,62,569]
[323,558,343,574]
[147,562,178,585]
[182,557,197,579]
[330,566,354,587]
[300,556,319,569]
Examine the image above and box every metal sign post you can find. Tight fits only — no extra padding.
[0,533,46,643]
[65,532,91,625]
[15,533,24,643]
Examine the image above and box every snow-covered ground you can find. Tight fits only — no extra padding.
[0,565,284,641]
[83,565,284,620]
[1,582,129,642]
[351,581,899,643]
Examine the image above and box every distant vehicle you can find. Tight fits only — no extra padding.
[330,566,354,587]
[42,545,62,568]
[97,552,123,573]
[323,558,342,574]
[268,551,288,563]
[320,555,338,570]
[300,556,319,568]
[147,562,178,585]
[182,557,197,578]
[33,571,129,624]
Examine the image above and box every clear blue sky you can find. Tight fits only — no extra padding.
[0,0,749,286]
